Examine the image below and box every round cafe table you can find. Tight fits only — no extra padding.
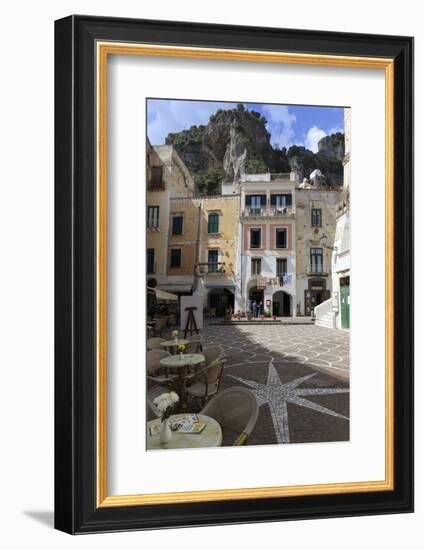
[147,413,222,450]
[159,353,205,407]
[159,338,189,354]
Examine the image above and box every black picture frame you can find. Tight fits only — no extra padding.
[55,15,414,534]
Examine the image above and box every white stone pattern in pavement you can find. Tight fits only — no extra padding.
[229,359,350,444]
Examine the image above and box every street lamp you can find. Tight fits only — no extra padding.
[320,233,338,251]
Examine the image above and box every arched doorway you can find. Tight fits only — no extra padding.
[273,290,292,317]
[248,286,264,308]
[208,288,234,317]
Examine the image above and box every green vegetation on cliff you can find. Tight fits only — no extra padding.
[165,106,344,194]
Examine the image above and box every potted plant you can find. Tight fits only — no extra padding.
[246,309,253,321]
[153,391,180,444]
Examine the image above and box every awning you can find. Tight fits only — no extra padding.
[156,285,193,293]
[204,283,235,289]
[147,287,178,301]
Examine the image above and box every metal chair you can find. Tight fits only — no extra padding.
[200,387,259,446]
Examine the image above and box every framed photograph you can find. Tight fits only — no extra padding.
[54,15,413,533]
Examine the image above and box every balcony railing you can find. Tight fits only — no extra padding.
[306,264,331,276]
[147,179,165,191]
[241,206,294,219]
[196,262,226,275]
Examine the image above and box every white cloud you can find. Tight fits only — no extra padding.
[262,105,296,148]
[304,126,327,153]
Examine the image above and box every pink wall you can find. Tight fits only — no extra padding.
[243,223,292,250]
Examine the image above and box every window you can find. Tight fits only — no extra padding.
[170,248,181,268]
[276,258,287,276]
[147,249,155,274]
[275,228,288,248]
[250,228,261,248]
[147,206,160,229]
[251,258,262,275]
[311,208,322,227]
[208,212,219,234]
[172,214,183,235]
[146,248,155,274]
[310,247,324,273]
[271,194,292,208]
[208,249,219,273]
[246,194,266,214]
[149,166,164,190]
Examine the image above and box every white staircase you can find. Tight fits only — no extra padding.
[314,298,335,329]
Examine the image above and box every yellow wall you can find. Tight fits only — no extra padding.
[167,195,240,280]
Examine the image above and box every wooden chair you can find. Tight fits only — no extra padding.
[200,387,259,446]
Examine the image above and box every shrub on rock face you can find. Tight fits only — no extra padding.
[165,105,344,193]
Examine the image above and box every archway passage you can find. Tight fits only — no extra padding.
[248,286,264,310]
[208,288,234,317]
[273,290,292,317]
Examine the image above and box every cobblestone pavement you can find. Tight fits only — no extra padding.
[201,323,350,446]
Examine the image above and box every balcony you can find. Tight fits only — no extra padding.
[241,206,294,219]
[147,180,165,191]
[306,264,331,276]
[196,262,226,275]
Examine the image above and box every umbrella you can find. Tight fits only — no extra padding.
[147,287,178,302]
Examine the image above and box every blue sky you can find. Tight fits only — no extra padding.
[147,99,344,153]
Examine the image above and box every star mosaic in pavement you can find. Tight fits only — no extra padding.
[229,361,350,444]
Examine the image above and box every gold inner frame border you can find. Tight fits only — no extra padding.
[96,42,394,508]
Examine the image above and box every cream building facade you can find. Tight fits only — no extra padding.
[146,142,196,292]
[295,186,341,316]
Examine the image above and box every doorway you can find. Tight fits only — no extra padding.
[340,276,350,329]
[208,288,235,317]
[304,278,330,316]
[272,291,291,317]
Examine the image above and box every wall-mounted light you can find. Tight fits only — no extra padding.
[320,233,338,251]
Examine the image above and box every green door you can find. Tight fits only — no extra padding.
[340,285,350,329]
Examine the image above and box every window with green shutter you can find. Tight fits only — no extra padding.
[170,249,182,268]
[172,214,183,235]
[208,212,219,234]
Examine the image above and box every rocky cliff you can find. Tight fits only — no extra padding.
[165,104,344,194]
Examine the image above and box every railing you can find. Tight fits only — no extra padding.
[196,262,226,275]
[147,179,165,191]
[241,206,294,218]
[306,264,331,276]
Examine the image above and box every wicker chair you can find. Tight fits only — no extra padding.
[146,399,160,421]
[147,337,165,350]
[200,387,259,446]
[185,335,203,354]
[146,350,177,400]
[155,316,168,336]
[202,345,224,367]
[185,358,226,406]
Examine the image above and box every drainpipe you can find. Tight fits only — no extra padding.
[193,201,202,293]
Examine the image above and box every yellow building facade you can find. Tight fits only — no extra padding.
[168,195,240,314]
